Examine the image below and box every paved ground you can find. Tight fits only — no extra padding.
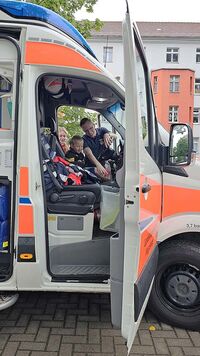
[0,292,199,356]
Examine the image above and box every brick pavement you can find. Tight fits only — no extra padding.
[0,292,199,356]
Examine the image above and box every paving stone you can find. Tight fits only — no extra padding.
[0,320,16,327]
[19,342,46,351]
[88,354,115,356]
[160,323,174,331]
[1,341,19,356]
[9,334,35,342]
[35,328,50,342]
[183,347,200,355]
[51,328,75,335]
[174,328,190,338]
[75,321,88,336]
[138,330,153,345]
[188,331,200,346]
[115,344,129,355]
[78,315,99,322]
[16,351,31,356]
[150,330,177,338]
[54,309,65,321]
[46,335,61,352]
[40,321,64,328]
[62,335,87,344]
[59,343,73,356]
[31,353,57,356]
[45,303,56,315]
[139,322,162,330]
[0,327,26,334]
[8,309,22,320]
[88,328,100,344]
[130,345,156,354]
[74,343,101,352]
[168,346,184,356]
[153,337,170,354]
[32,315,53,321]
[16,314,31,327]
[166,338,193,347]
[0,335,9,349]
[100,310,111,321]
[101,329,121,336]
[101,336,114,353]
[64,315,76,328]
[114,335,126,345]
[26,321,40,334]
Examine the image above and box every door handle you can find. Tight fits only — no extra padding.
[141,183,151,194]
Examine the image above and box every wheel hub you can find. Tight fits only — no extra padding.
[164,265,200,308]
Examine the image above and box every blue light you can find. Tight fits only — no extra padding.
[0,0,97,59]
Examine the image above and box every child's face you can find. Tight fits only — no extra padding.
[71,140,83,154]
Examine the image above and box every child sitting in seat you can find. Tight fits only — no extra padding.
[65,135,85,168]
[66,135,110,181]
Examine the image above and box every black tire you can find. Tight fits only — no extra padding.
[148,237,200,330]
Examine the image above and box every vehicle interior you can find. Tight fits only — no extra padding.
[0,58,15,281]
[37,74,125,282]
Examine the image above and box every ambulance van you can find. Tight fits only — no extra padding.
[0,0,198,352]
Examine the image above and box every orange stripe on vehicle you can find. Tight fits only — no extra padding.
[25,42,101,73]
[138,216,159,277]
[18,205,34,235]
[138,175,161,276]
[19,167,29,196]
[163,185,200,218]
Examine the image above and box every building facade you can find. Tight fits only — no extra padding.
[151,68,194,132]
[89,22,200,153]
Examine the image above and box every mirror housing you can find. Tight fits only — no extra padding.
[168,123,193,166]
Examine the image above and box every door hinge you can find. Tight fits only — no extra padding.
[35,182,41,190]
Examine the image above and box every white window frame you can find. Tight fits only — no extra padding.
[153,76,158,93]
[193,108,200,123]
[170,75,180,92]
[103,46,113,64]
[168,106,179,122]
[195,78,200,94]
[166,48,179,63]
[193,140,199,154]
[196,48,200,63]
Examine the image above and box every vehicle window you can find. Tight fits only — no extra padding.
[135,47,149,146]
[0,63,14,129]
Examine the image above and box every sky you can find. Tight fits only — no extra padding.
[76,0,200,22]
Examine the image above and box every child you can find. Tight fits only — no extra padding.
[65,135,85,167]
[66,135,110,182]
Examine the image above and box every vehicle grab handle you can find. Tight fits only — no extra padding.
[141,183,151,194]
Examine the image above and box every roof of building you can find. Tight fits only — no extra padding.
[90,21,200,38]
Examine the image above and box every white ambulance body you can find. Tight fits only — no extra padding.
[0,0,198,351]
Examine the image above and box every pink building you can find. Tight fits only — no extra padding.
[151,69,194,132]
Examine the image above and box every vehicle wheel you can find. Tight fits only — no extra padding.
[0,292,19,311]
[148,237,200,330]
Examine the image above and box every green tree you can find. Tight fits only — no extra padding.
[173,136,188,163]
[58,106,98,138]
[29,0,102,38]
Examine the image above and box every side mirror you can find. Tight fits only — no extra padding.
[169,123,193,166]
